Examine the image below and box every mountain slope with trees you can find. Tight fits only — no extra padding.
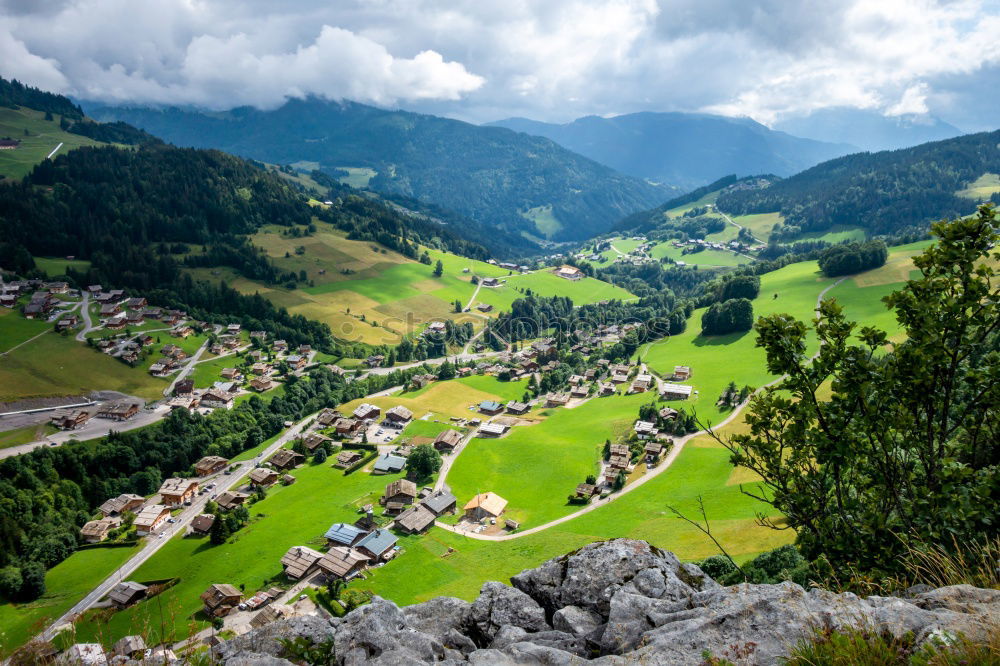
[87,98,669,241]
[489,112,851,190]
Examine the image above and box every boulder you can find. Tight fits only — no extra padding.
[468,581,549,645]
[552,605,603,637]
[333,597,448,665]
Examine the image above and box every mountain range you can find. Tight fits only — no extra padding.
[487,112,854,189]
[773,108,963,152]
[87,98,670,242]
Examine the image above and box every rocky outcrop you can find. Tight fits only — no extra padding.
[214,539,1000,665]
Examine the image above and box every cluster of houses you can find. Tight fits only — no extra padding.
[50,400,142,432]
[1,279,77,317]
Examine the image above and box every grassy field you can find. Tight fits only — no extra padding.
[0,307,50,352]
[188,354,241,389]
[0,423,57,450]
[32,256,93,277]
[520,205,563,239]
[335,166,377,188]
[67,460,416,648]
[729,212,783,242]
[0,544,139,655]
[956,172,1000,201]
[650,242,749,267]
[447,392,650,526]
[339,375,525,422]
[189,226,633,346]
[0,323,170,402]
[0,107,102,182]
[663,189,720,217]
[796,224,867,244]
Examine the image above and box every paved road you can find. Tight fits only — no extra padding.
[434,277,848,541]
[163,331,216,397]
[711,205,763,246]
[75,292,93,342]
[38,412,315,642]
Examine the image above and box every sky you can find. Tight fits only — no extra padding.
[0,0,998,131]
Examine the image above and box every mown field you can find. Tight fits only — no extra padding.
[32,256,93,277]
[0,107,102,181]
[956,172,1000,201]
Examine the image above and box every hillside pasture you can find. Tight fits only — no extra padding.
[956,172,1000,201]
[0,107,101,181]
[650,242,749,267]
[32,256,93,277]
[520,204,563,239]
[729,212,783,242]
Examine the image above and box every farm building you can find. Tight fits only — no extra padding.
[554,264,583,280]
[372,454,406,474]
[382,479,417,506]
[355,528,398,561]
[421,491,458,516]
[673,365,692,380]
[394,505,437,534]
[477,422,508,437]
[111,635,147,660]
[545,393,570,407]
[575,483,598,499]
[108,581,147,608]
[317,547,368,580]
[280,545,323,580]
[478,400,503,415]
[505,401,529,415]
[433,429,463,452]
[201,583,242,617]
[660,383,693,400]
[463,492,508,521]
[269,449,304,470]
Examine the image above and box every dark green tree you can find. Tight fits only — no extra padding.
[210,514,232,545]
[406,444,442,480]
[433,260,444,277]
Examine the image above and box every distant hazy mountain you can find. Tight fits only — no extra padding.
[487,112,853,190]
[87,98,669,242]
[773,108,962,152]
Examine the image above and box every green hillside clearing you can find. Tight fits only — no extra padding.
[0,107,101,181]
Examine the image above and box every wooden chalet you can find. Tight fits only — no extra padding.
[316,547,368,580]
[201,583,242,617]
[108,581,147,608]
[394,505,436,534]
[268,449,304,470]
[52,410,92,430]
[249,468,279,487]
[190,514,216,534]
[433,429,463,452]
[381,479,417,506]
[97,402,139,421]
[280,546,323,580]
[194,456,228,476]
[216,491,249,510]
[334,450,363,468]
[158,478,198,506]
[463,492,508,521]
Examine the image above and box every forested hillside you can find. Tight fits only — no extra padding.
[0,143,504,350]
[87,98,669,241]
[489,112,851,189]
[716,131,1000,236]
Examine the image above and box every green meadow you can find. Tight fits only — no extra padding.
[32,256,93,277]
[0,107,101,181]
[650,242,748,267]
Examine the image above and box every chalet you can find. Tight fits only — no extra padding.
[433,429,463,452]
[125,311,144,326]
[609,453,630,470]
[169,379,193,397]
[505,401,529,415]
[108,581,147,608]
[159,478,198,506]
[216,491,250,510]
[0,294,16,308]
[659,407,679,420]
[464,492,508,521]
[251,603,294,631]
[334,417,362,436]
[133,505,170,535]
[394,505,437,534]
[421,491,457,516]
[476,303,494,313]
[554,264,583,280]
[634,420,658,438]
[161,311,181,326]
[382,479,417,506]
[282,473,296,485]
[571,384,590,399]
[372,453,406,474]
[168,394,200,411]
[316,408,341,426]
[245,362,270,378]
[384,405,413,426]
[143,306,162,319]
[285,354,307,370]
[457,366,473,377]
[87,284,102,294]
[355,528,398,561]
[353,403,381,421]
[80,519,115,543]
[97,402,139,421]
[220,367,242,381]
[334,450,363,468]
[105,314,127,330]
[138,334,155,347]
[55,314,79,331]
[273,339,288,352]
[250,377,275,392]
[161,344,187,359]
[149,358,178,376]
[111,635,147,660]
[364,354,385,367]
[269,449,304,470]
[190,514,216,534]
[200,390,235,409]
[226,323,241,335]
[316,546,368,580]
[194,456,228,476]
[660,383,694,401]
[45,281,69,294]
[546,393,570,407]
[125,297,147,310]
[644,441,664,461]
[249,467,279,487]
[478,421,508,437]
[302,433,332,452]
[60,644,106,665]
[325,522,367,548]
[99,303,121,317]
[630,374,653,393]
[213,379,240,393]
[281,545,323,580]
[479,400,503,415]
[99,493,144,517]
[52,410,92,430]
[201,583,242,617]
[568,374,586,386]
[424,321,447,337]
[298,344,312,354]
[673,365,692,381]
[171,325,195,338]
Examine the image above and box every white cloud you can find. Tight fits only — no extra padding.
[0,0,996,128]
